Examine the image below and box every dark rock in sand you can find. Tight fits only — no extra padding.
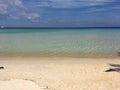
[0,67,4,69]
[105,68,120,72]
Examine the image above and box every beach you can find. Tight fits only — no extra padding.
[0,28,120,90]
[0,57,120,90]
[0,0,120,89]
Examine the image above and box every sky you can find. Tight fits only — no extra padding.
[0,0,120,27]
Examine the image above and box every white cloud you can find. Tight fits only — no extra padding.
[27,13,40,20]
[13,0,26,9]
[37,0,115,8]
[3,0,26,9]
[0,4,8,15]
[0,0,40,21]
[21,12,40,22]
[9,15,19,19]
[80,4,120,13]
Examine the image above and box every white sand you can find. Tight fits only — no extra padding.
[0,79,49,90]
[0,57,120,90]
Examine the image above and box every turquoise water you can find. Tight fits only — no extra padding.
[0,28,120,58]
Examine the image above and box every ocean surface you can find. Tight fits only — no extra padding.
[0,28,120,58]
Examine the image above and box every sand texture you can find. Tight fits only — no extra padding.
[0,58,120,90]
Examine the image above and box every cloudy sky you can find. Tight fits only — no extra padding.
[0,0,120,27]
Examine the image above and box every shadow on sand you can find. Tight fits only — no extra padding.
[105,64,120,72]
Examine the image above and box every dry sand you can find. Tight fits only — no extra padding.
[0,57,120,90]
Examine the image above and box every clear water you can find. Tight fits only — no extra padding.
[0,28,120,58]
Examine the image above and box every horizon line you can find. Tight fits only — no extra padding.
[0,27,120,29]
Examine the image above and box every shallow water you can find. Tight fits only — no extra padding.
[0,28,120,58]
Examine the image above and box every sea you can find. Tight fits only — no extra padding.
[0,28,120,58]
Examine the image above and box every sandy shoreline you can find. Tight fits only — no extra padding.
[0,57,120,90]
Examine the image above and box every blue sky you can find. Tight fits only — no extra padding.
[0,0,120,27]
